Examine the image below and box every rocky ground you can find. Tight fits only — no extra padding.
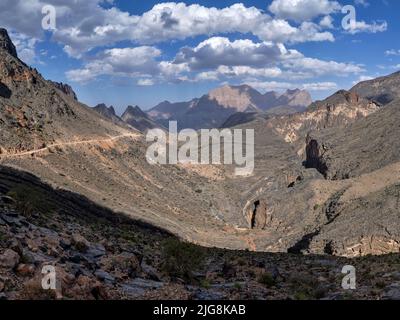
[1,166,400,300]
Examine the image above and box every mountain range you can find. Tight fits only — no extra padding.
[147,85,312,130]
[2,27,400,299]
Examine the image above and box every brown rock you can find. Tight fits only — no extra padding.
[0,249,20,269]
[16,264,36,277]
[72,234,90,252]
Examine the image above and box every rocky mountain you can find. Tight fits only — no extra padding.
[49,81,78,101]
[121,105,162,132]
[148,85,311,130]
[93,103,122,123]
[351,71,400,105]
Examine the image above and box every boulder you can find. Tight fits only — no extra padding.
[72,234,90,252]
[0,249,20,269]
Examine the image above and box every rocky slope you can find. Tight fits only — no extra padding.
[148,85,311,130]
[2,166,400,300]
[49,82,78,101]
[351,71,400,105]
[268,90,380,144]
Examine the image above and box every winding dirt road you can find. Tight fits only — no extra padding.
[0,133,140,159]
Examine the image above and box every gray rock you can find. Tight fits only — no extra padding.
[0,214,21,227]
[192,288,227,300]
[95,270,115,284]
[382,283,400,300]
[86,243,106,259]
[141,261,161,281]
[121,278,164,298]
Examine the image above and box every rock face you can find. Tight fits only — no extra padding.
[0,28,17,58]
[49,81,78,101]
[148,85,311,130]
[268,90,380,143]
[121,105,161,132]
[351,70,400,105]
[208,85,263,112]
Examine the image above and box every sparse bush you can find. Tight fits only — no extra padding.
[161,238,205,281]
[200,279,211,289]
[258,272,276,288]
[233,282,242,290]
[7,185,55,217]
[289,274,325,300]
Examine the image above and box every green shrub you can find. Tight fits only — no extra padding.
[258,272,276,288]
[161,238,205,280]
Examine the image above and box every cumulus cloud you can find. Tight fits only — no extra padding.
[66,36,364,87]
[319,15,334,29]
[174,37,287,70]
[281,56,364,76]
[268,0,341,21]
[172,37,363,81]
[1,0,338,58]
[66,46,162,83]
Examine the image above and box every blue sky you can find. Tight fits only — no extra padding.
[1,0,399,113]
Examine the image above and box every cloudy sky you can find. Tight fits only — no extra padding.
[1,0,399,112]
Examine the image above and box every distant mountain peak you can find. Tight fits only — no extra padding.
[208,84,262,112]
[0,28,18,58]
[122,105,147,118]
[122,105,161,132]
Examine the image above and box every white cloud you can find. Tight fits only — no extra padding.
[9,32,40,64]
[302,82,338,91]
[346,20,387,34]
[247,80,338,92]
[66,46,161,83]
[255,20,334,44]
[137,79,154,86]
[0,0,337,58]
[319,15,334,29]
[281,56,364,76]
[352,75,374,84]
[66,36,363,86]
[354,0,370,7]
[174,37,286,70]
[268,0,341,21]
[385,49,400,56]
